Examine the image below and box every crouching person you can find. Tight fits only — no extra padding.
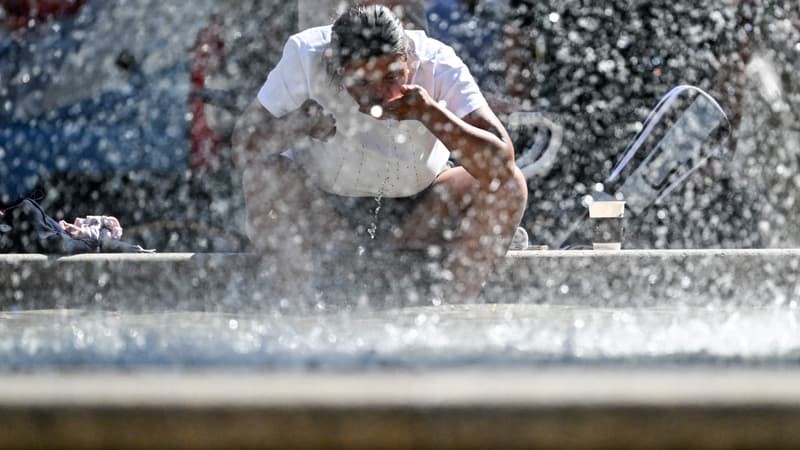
[232,4,527,303]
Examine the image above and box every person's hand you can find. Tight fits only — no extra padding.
[288,99,336,141]
[59,220,81,238]
[380,84,435,121]
[101,216,123,239]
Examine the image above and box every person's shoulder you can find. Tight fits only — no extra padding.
[407,29,462,67]
[288,25,332,54]
[407,30,447,60]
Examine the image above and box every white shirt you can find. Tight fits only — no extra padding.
[257,26,487,198]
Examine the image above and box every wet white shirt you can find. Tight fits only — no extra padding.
[257,26,487,198]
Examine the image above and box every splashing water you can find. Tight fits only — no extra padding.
[367,194,382,240]
[1,303,799,371]
[367,174,393,240]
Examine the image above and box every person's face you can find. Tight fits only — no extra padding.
[342,54,409,111]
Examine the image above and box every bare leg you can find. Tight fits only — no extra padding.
[242,157,348,299]
[398,165,528,302]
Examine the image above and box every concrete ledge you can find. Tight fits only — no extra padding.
[2,369,800,449]
[2,249,799,310]
[0,252,260,311]
[492,248,800,307]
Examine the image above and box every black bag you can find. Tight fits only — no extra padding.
[0,198,148,254]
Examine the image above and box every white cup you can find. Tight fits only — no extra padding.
[589,201,625,250]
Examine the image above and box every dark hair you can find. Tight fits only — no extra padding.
[325,4,409,84]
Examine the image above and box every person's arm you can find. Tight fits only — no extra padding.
[231,98,336,167]
[383,85,516,187]
[232,32,337,167]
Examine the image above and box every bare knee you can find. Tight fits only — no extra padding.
[482,166,528,227]
[242,158,309,249]
[502,165,528,222]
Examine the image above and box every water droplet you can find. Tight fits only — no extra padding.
[370,105,383,118]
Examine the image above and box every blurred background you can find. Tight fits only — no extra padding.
[1,0,798,252]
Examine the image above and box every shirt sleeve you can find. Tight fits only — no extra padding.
[256,36,310,117]
[432,44,488,119]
